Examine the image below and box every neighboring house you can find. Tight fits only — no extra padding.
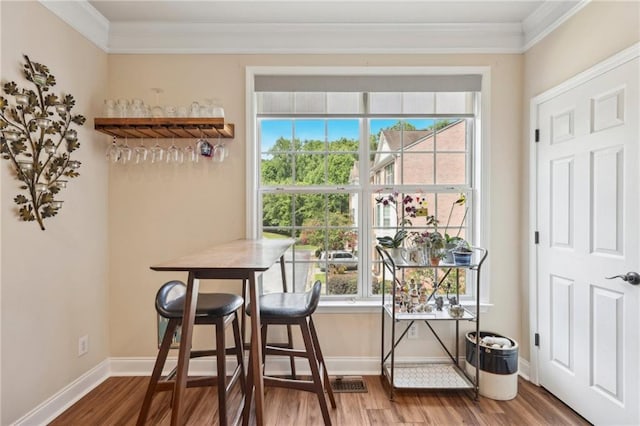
[361,120,467,232]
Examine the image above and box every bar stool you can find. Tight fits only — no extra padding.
[137,280,245,426]
[246,280,336,425]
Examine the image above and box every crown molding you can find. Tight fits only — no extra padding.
[38,0,589,55]
[107,22,524,54]
[38,0,109,51]
[522,0,590,51]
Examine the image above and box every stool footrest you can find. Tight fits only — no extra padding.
[264,345,308,358]
[263,376,316,393]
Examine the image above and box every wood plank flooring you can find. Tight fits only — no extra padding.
[50,376,589,425]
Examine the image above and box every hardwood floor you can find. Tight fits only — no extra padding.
[50,376,589,425]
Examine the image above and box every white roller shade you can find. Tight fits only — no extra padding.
[254,74,482,93]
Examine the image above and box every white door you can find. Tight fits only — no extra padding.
[536,55,639,425]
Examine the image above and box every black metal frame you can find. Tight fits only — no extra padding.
[376,245,488,400]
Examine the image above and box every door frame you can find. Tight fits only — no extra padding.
[528,42,640,386]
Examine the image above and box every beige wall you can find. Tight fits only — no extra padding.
[521,1,640,360]
[107,54,523,359]
[6,1,635,420]
[0,2,109,424]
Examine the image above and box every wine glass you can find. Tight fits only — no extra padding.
[184,140,198,163]
[213,136,226,163]
[119,137,132,164]
[106,137,121,164]
[150,88,164,118]
[134,139,148,164]
[166,137,183,164]
[150,140,164,163]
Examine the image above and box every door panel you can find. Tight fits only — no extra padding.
[550,275,573,371]
[536,56,639,425]
[590,285,623,401]
[590,147,623,255]
[550,157,574,248]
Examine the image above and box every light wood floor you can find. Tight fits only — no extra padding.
[50,375,589,425]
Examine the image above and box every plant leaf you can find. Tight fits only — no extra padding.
[18,205,35,221]
[14,194,28,204]
[3,82,18,95]
[44,94,58,106]
[71,115,85,125]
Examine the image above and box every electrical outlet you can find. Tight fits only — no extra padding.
[78,335,89,357]
[408,323,418,339]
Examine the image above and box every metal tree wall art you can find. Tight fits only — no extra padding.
[0,55,85,230]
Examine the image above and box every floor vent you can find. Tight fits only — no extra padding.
[330,376,368,393]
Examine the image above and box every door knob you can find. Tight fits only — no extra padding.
[606,272,640,285]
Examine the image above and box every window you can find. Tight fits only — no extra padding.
[384,163,394,185]
[249,69,486,303]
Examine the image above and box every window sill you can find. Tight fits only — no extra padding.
[317,300,493,314]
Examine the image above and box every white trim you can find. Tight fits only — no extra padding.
[528,41,640,387]
[38,0,109,51]
[106,22,523,54]
[35,0,588,54]
[245,66,491,304]
[518,357,531,382]
[109,355,464,377]
[245,71,258,239]
[12,360,110,426]
[522,0,591,51]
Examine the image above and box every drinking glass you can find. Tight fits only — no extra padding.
[106,138,121,164]
[119,138,132,164]
[134,139,148,164]
[150,88,164,118]
[150,140,164,163]
[166,138,183,164]
[184,141,198,163]
[213,137,227,163]
[116,99,129,118]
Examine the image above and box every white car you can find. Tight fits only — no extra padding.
[319,251,358,272]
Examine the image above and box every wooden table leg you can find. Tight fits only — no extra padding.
[171,271,199,425]
[248,271,264,426]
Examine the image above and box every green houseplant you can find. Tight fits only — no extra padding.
[375,192,410,249]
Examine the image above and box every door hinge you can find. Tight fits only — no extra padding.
[534,231,539,244]
[535,129,540,142]
[535,333,540,347]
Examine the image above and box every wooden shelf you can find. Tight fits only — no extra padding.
[94,117,234,139]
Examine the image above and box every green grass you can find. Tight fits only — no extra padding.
[263,232,288,239]
[262,232,318,251]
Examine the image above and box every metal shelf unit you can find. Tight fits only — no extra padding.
[376,246,488,400]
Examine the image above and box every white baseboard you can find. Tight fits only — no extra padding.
[108,355,464,377]
[15,354,488,425]
[518,357,531,381]
[12,360,110,426]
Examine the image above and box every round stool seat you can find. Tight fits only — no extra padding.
[156,280,243,319]
[252,281,322,319]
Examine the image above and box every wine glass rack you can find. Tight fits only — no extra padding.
[94,117,234,139]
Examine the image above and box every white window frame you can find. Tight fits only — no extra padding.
[246,66,492,312]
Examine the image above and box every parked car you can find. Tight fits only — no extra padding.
[319,251,358,272]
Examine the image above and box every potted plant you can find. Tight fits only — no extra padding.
[453,240,473,265]
[429,232,446,266]
[376,229,408,250]
[375,192,411,259]
[443,194,468,263]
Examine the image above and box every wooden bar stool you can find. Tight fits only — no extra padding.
[246,280,336,425]
[137,280,245,426]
